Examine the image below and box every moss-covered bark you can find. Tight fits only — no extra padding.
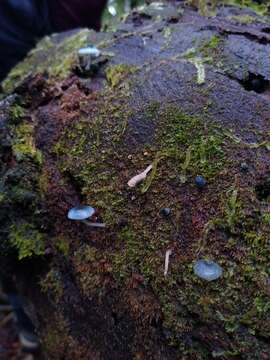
[1,2,270,359]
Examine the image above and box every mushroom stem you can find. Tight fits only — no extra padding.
[82,220,106,228]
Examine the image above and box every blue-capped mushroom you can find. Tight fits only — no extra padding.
[67,205,105,228]
[193,259,223,281]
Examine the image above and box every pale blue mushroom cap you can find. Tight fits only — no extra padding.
[68,205,95,221]
[193,260,223,281]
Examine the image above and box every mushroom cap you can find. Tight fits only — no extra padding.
[193,259,223,281]
[78,46,101,58]
[67,205,95,221]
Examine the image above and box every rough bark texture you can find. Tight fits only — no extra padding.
[1,2,270,359]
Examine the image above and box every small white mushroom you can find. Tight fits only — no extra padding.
[164,249,172,277]
[127,165,153,188]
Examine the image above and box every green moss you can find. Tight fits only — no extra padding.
[8,186,37,204]
[41,314,75,357]
[0,192,5,204]
[224,187,242,233]
[227,0,269,16]
[55,237,70,256]
[9,223,45,260]
[2,29,89,94]
[201,35,221,52]
[73,245,108,296]
[157,106,225,178]
[183,35,223,82]
[40,269,64,302]
[12,123,42,165]
[199,35,223,65]
[53,87,269,356]
[262,212,270,225]
[187,0,218,16]
[188,0,269,17]
[106,64,137,87]
[8,104,26,124]
[38,168,49,196]
[192,180,270,340]
[53,88,132,226]
[112,227,144,280]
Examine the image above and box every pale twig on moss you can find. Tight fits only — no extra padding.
[128,164,153,188]
[164,249,172,277]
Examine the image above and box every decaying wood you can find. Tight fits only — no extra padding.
[0,2,270,359]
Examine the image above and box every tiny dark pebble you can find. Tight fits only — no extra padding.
[160,208,171,217]
[240,162,249,172]
[195,175,207,189]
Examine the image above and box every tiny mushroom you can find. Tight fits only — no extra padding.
[67,205,105,228]
[78,45,101,72]
[193,259,223,281]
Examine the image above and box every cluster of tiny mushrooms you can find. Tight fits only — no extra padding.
[67,46,223,282]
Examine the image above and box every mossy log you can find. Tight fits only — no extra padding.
[1,2,270,359]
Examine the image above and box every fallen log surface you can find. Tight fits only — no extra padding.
[0,2,270,359]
